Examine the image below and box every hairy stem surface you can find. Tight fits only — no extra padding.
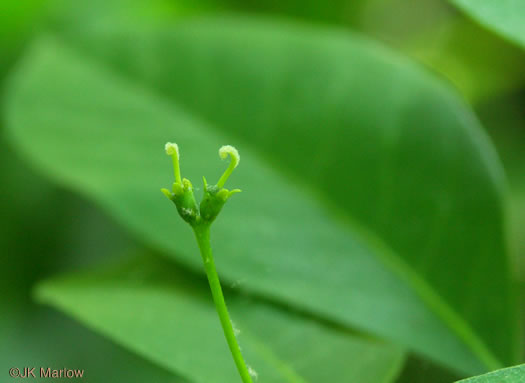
[193,224,253,383]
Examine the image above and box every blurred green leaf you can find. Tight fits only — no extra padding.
[45,0,525,103]
[357,0,525,102]
[0,0,47,43]
[395,355,461,383]
[48,0,212,32]
[217,0,365,25]
[0,0,50,79]
[402,18,525,103]
[450,0,525,50]
[0,132,184,382]
[476,95,525,365]
[47,0,525,104]
[0,304,187,383]
[476,94,525,281]
[36,255,405,383]
[456,363,525,382]
[4,17,517,376]
[215,0,525,102]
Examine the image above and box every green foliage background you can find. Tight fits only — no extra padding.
[0,0,524,382]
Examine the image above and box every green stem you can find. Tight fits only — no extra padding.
[217,159,235,188]
[193,224,253,383]
[172,153,182,185]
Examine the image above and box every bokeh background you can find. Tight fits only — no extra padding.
[1,0,524,382]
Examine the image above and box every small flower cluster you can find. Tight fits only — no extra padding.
[161,142,241,227]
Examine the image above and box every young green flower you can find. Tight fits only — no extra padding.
[200,146,241,224]
[161,142,199,225]
[161,143,252,383]
[161,143,241,227]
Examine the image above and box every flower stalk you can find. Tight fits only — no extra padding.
[161,143,253,383]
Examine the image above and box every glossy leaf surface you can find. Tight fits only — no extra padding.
[457,364,525,383]
[36,256,404,383]
[451,0,525,49]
